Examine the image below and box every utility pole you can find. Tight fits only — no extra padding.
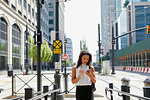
[98,24,102,73]
[37,0,43,92]
[25,25,29,75]
[54,0,61,88]
[64,39,68,94]
[111,24,115,74]
[51,0,64,100]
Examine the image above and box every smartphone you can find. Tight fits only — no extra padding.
[87,69,91,73]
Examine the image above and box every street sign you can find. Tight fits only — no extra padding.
[53,40,62,54]
[122,56,126,60]
[62,54,68,60]
[55,62,61,69]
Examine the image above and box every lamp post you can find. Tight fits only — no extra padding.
[98,24,102,73]
[25,25,29,75]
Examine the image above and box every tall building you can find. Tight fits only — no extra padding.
[127,2,150,45]
[0,0,37,70]
[41,0,50,43]
[114,1,150,50]
[48,0,65,43]
[100,0,116,55]
[114,10,128,50]
[66,38,73,65]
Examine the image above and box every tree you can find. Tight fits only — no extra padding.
[28,36,52,63]
[81,38,88,51]
[66,59,70,66]
[123,0,129,8]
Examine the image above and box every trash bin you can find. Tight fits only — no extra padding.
[102,60,110,75]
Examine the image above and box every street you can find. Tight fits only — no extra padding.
[0,69,150,100]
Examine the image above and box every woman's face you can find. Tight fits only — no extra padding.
[81,55,89,65]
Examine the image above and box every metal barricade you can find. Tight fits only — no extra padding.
[105,87,150,100]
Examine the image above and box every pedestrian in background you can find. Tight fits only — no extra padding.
[72,50,96,100]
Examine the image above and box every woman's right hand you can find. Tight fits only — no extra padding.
[79,70,84,78]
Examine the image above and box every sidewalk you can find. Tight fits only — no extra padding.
[0,69,149,100]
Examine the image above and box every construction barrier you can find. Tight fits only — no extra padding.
[115,66,150,74]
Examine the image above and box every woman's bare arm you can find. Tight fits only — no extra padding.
[72,67,84,84]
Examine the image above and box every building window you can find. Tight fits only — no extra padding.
[12,24,21,54]
[32,8,34,17]
[18,10,22,16]
[49,20,53,24]
[18,0,22,4]
[3,0,9,4]
[28,4,31,13]
[35,12,37,19]
[48,3,54,8]
[49,28,54,32]
[28,19,31,23]
[11,5,16,11]
[49,11,53,16]
[23,0,27,8]
[12,57,20,69]
[0,17,7,52]
[24,15,27,19]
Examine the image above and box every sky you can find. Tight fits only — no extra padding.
[64,0,100,63]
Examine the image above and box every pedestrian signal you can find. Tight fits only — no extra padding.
[147,25,150,34]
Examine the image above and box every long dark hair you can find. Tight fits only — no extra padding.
[76,50,92,68]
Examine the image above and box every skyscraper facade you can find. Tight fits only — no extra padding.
[66,38,73,65]
[48,0,65,43]
[127,2,150,45]
[100,0,116,55]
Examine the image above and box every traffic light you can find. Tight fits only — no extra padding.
[37,31,42,44]
[147,25,150,34]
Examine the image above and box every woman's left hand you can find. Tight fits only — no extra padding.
[85,70,91,77]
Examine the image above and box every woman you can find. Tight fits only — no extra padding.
[72,50,96,100]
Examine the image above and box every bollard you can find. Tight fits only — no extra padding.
[25,88,33,100]
[9,71,15,96]
[143,77,150,98]
[121,77,130,100]
[43,86,49,100]
[51,84,64,100]
[51,84,58,100]
[64,73,68,94]
[8,70,13,77]
[54,70,61,88]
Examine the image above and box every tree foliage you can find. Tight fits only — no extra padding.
[28,36,52,63]
[66,59,70,66]
[81,39,88,51]
[123,0,129,8]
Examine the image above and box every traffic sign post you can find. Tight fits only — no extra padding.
[62,54,68,61]
[62,53,69,94]
[53,40,62,54]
